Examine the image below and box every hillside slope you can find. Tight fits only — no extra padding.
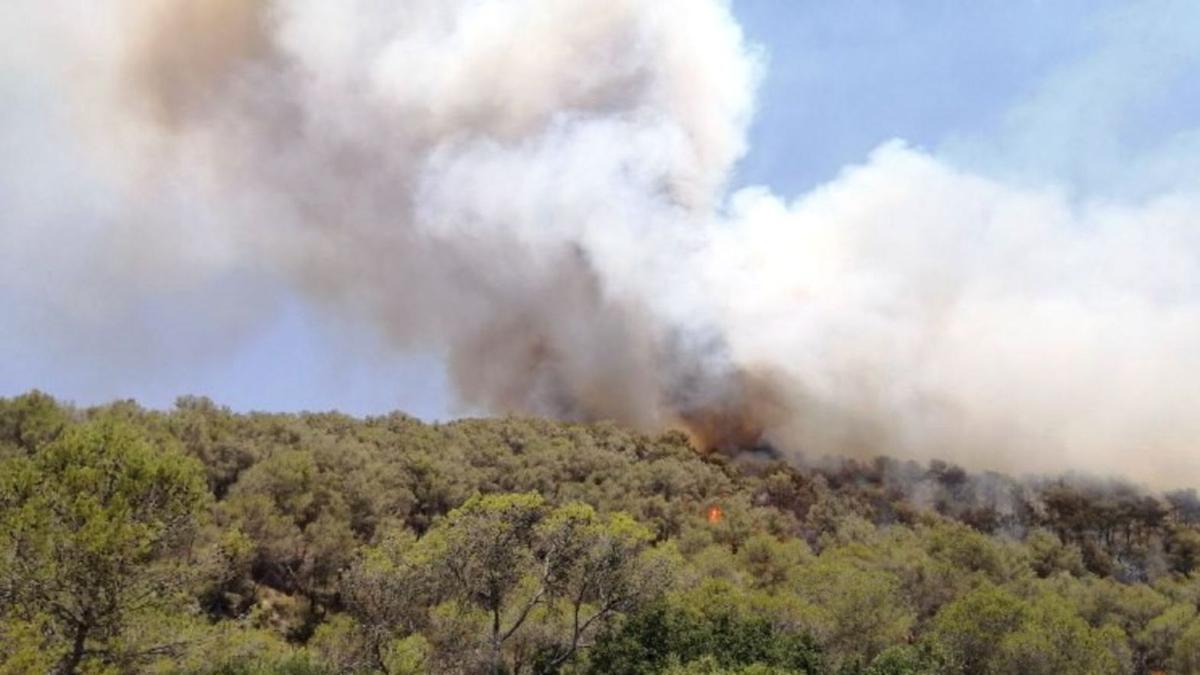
[2,391,1199,674]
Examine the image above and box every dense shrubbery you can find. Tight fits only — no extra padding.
[3,391,1200,673]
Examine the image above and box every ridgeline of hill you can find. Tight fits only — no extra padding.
[3,391,1200,674]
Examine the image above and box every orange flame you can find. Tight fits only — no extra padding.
[706,504,723,524]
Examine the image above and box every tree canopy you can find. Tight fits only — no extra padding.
[2,391,1200,674]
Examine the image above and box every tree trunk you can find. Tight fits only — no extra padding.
[58,622,89,675]
[491,607,503,675]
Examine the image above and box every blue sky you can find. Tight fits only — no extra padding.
[733,0,1101,193]
[1,0,1197,418]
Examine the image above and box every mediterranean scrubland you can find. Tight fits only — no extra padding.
[3,391,1200,674]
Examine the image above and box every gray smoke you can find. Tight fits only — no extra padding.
[4,0,1200,486]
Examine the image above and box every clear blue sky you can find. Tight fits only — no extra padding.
[1,0,1196,417]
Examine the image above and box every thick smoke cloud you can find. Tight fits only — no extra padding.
[7,0,1200,485]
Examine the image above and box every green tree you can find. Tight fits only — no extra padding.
[585,584,824,674]
[927,584,1027,675]
[0,415,208,673]
[793,554,913,669]
[368,493,667,673]
[341,528,438,670]
[863,644,941,675]
[993,594,1123,675]
[533,505,671,670]
[426,492,548,672]
[1137,603,1197,672]
[0,390,69,456]
[1025,528,1085,578]
[1169,617,1200,675]
[1166,525,1200,576]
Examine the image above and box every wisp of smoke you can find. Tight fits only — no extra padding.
[12,0,1200,486]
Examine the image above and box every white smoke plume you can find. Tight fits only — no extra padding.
[4,0,1200,485]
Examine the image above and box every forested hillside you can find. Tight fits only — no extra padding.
[3,391,1200,674]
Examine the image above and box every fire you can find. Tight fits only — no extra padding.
[706,504,723,524]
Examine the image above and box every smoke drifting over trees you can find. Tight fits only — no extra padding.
[5,0,1200,484]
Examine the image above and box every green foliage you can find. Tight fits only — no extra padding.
[585,591,825,674]
[1024,528,1085,578]
[3,392,1200,674]
[344,493,670,673]
[928,584,1028,674]
[792,553,913,669]
[861,644,940,675]
[990,594,1122,675]
[928,585,1122,675]
[1170,617,1200,674]
[0,614,59,675]
[177,655,334,675]
[0,412,208,673]
[0,389,70,456]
